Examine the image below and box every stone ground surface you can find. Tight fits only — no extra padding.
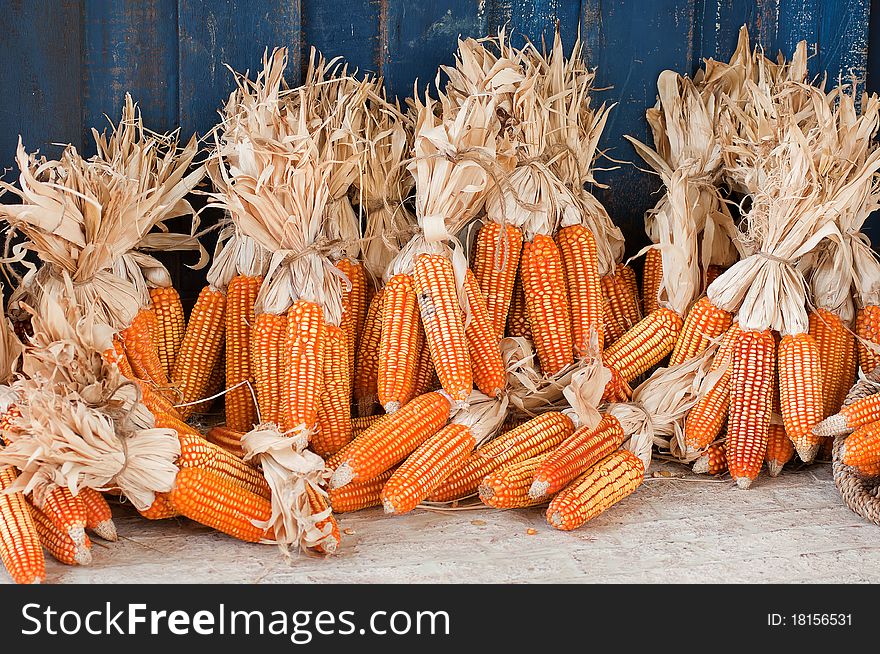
[6,462,880,584]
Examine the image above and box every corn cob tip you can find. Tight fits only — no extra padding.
[477,484,494,501]
[329,464,354,490]
[734,477,753,490]
[73,545,93,566]
[91,519,118,542]
[528,480,549,500]
[692,456,709,475]
[69,525,87,548]
[383,401,401,414]
[795,442,819,465]
[547,511,567,530]
[766,461,784,478]
[812,414,848,438]
[382,498,397,515]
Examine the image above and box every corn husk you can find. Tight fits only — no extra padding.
[450,390,509,447]
[241,423,336,555]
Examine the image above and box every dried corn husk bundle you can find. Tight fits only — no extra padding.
[450,390,509,448]
[0,281,179,510]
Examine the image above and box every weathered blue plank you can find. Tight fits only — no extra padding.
[82,0,179,151]
[487,0,582,50]
[177,0,302,139]
[0,0,82,175]
[581,0,697,253]
[301,0,382,77]
[817,0,871,82]
[774,0,818,65]
[381,0,489,100]
[695,0,779,66]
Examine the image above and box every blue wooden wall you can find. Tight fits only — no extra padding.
[1,0,875,253]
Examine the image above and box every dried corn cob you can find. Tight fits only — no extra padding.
[727,329,775,488]
[41,486,88,548]
[840,421,880,474]
[225,274,261,432]
[168,467,272,543]
[764,424,793,477]
[0,466,44,584]
[520,235,574,375]
[472,222,523,338]
[669,297,733,366]
[505,273,531,339]
[557,224,604,353]
[351,414,383,438]
[684,322,742,453]
[414,254,472,403]
[412,325,436,396]
[121,307,168,385]
[313,324,353,457]
[330,391,451,489]
[251,313,287,425]
[778,332,824,463]
[428,411,575,502]
[479,453,549,509]
[692,442,727,475]
[378,274,420,413]
[329,468,395,513]
[306,486,340,554]
[171,286,227,419]
[190,349,224,414]
[529,414,626,500]
[810,309,857,418]
[206,425,246,458]
[856,305,880,373]
[382,424,476,514]
[546,450,644,530]
[30,503,91,566]
[337,259,369,384]
[282,300,326,435]
[814,392,880,437]
[79,488,117,542]
[601,263,641,345]
[641,246,662,315]
[150,286,186,378]
[354,290,384,416]
[704,264,725,289]
[138,494,179,520]
[463,269,505,397]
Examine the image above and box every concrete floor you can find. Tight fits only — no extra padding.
[7,462,880,584]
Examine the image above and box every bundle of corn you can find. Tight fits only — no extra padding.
[387,88,512,406]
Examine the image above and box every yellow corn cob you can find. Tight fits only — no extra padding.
[505,273,531,339]
[669,297,733,366]
[841,421,880,477]
[330,391,451,489]
[313,324,353,458]
[79,488,117,542]
[778,332,824,463]
[171,286,227,419]
[765,423,793,477]
[728,329,775,488]
[557,225,604,354]
[306,485,340,554]
[225,274,261,432]
[412,323,436,396]
[479,453,549,509]
[601,263,642,346]
[351,414,383,438]
[150,286,186,378]
[464,269,505,397]
[168,467,272,543]
[42,486,88,548]
[642,246,662,315]
[378,274,420,413]
[520,235,574,375]
[121,307,168,385]
[814,392,880,437]
[354,290,384,416]
[856,305,880,373]
[692,442,727,475]
[809,309,857,418]
[190,348,224,414]
[414,254,473,403]
[529,414,626,500]
[382,424,476,515]
[156,413,270,500]
[329,468,395,513]
[428,411,574,502]
[282,300,326,435]
[0,466,44,584]
[337,259,369,385]
[30,503,92,566]
[472,222,523,338]
[546,450,644,530]
[602,307,683,398]
[501,412,530,433]
[108,337,136,379]
[138,494,179,520]
[251,313,287,426]
[206,425,246,458]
